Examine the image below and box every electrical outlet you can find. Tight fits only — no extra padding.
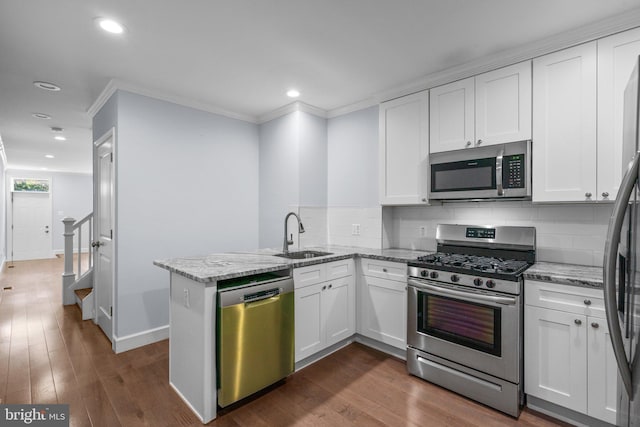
[183,288,190,308]
[351,224,361,236]
[419,226,426,237]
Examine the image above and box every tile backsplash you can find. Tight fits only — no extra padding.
[384,201,614,267]
[297,206,382,249]
[298,202,613,267]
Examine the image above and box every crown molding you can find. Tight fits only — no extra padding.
[257,101,328,124]
[87,79,258,123]
[376,9,640,103]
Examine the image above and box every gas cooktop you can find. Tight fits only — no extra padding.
[412,253,531,277]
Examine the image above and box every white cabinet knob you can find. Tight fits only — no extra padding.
[585,192,592,198]
[602,192,609,198]
[465,141,472,147]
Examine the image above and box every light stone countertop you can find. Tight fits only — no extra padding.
[155,246,606,288]
[524,261,603,289]
[153,245,432,283]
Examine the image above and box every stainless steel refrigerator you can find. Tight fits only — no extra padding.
[604,55,640,427]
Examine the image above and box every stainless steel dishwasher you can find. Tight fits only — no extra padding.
[217,270,294,407]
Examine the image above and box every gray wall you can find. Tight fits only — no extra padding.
[52,172,93,251]
[0,159,5,264]
[299,112,327,207]
[258,113,300,248]
[93,92,118,141]
[258,110,329,248]
[327,106,378,207]
[96,90,260,338]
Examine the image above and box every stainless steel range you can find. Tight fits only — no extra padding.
[406,224,535,417]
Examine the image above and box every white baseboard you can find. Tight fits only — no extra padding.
[113,324,169,353]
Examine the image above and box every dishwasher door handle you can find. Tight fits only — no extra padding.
[245,294,281,308]
[243,288,280,304]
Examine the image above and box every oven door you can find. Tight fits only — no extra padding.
[407,278,521,383]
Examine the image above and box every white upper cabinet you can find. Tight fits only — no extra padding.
[597,27,640,202]
[475,61,532,146]
[429,77,475,152]
[379,90,429,205]
[430,61,532,153]
[532,42,598,202]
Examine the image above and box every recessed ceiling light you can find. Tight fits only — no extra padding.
[33,81,61,92]
[32,113,51,120]
[54,136,66,141]
[286,89,300,98]
[96,18,125,34]
[45,154,55,159]
[50,126,64,133]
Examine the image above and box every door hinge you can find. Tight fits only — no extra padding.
[110,152,113,162]
[110,229,113,239]
[110,306,113,317]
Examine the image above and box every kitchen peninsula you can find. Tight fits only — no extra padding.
[153,246,428,423]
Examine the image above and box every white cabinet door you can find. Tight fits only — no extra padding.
[379,91,429,205]
[597,27,640,202]
[295,282,324,362]
[476,61,532,147]
[360,275,407,349]
[324,275,355,347]
[524,305,587,414]
[587,316,618,424]
[532,42,597,202]
[430,77,475,153]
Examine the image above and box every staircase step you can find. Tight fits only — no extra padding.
[74,288,92,301]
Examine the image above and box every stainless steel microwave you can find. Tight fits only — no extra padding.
[429,140,531,201]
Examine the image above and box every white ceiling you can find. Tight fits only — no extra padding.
[1,0,639,174]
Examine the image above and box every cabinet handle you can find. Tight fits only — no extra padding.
[591,322,599,329]
[602,192,609,198]
[421,198,427,202]
[584,299,592,306]
[328,284,332,289]
[465,141,472,147]
[322,285,327,290]
[574,319,582,325]
[477,139,483,145]
[585,192,592,198]
[382,268,388,273]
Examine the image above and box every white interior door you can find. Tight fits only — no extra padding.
[11,192,52,261]
[95,132,114,342]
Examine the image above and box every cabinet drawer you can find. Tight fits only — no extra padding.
[326,259,354,281]
[360,259,406,282]
[293,264,326,289]
[525,280,604,317]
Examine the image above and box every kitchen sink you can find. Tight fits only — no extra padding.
[273,250,333,259]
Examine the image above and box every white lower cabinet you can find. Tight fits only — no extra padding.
[294,260,355,362]
[524,280,617,424]
[358,260,407,350]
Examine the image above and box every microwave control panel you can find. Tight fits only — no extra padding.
[503,154,525,188]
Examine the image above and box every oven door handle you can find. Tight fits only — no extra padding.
[408,279,517,306]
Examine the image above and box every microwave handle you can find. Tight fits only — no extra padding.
[496,147,505,196]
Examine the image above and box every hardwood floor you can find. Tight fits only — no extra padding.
[0,257,568,426]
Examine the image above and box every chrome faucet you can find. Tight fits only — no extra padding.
[283,212,305,254]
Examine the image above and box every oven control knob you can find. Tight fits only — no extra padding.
[485,280,496,288]
[420,270,428,277]
[430,271,439,279]
[450,274,460,283]
[473,278,483,286]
